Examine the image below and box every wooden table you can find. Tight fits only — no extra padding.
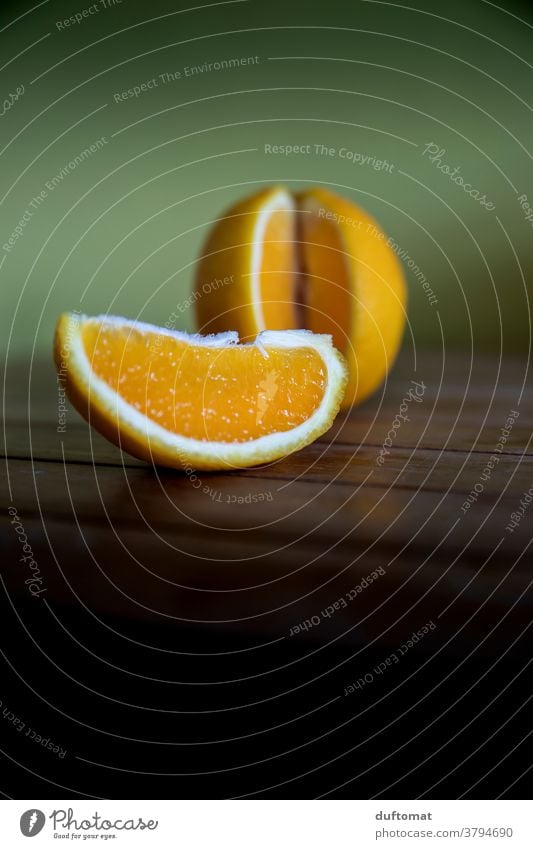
[2,350,532,798]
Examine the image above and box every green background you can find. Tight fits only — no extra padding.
[1,0,532,359]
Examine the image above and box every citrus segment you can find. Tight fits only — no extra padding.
[81,320,327,442]
[297,198,352,353]
[299,188,407,406]
[258,203,298,331]
[55,313,348,471]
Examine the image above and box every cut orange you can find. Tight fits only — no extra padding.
[54,313,348,471]
[194,186,407,407]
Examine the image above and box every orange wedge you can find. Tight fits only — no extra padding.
[54,313,348,471]
[194,185,407,407]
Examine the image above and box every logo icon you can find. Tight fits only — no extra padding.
[20,810,45,837]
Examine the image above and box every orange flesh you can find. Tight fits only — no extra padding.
[298,204,352,353]
[82,323,326,443]
[258,208,298,333]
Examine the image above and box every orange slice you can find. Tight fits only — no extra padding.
[194,185,407,407]
[54,313,348,471]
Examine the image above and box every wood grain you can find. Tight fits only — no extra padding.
[2,351,532,649]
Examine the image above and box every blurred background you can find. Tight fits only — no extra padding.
[1,0,532,359]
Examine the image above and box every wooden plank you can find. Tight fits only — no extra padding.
[3,352,532,468]
[3,507,531,649]
[3,456,530,560]
[3,405,531,468]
